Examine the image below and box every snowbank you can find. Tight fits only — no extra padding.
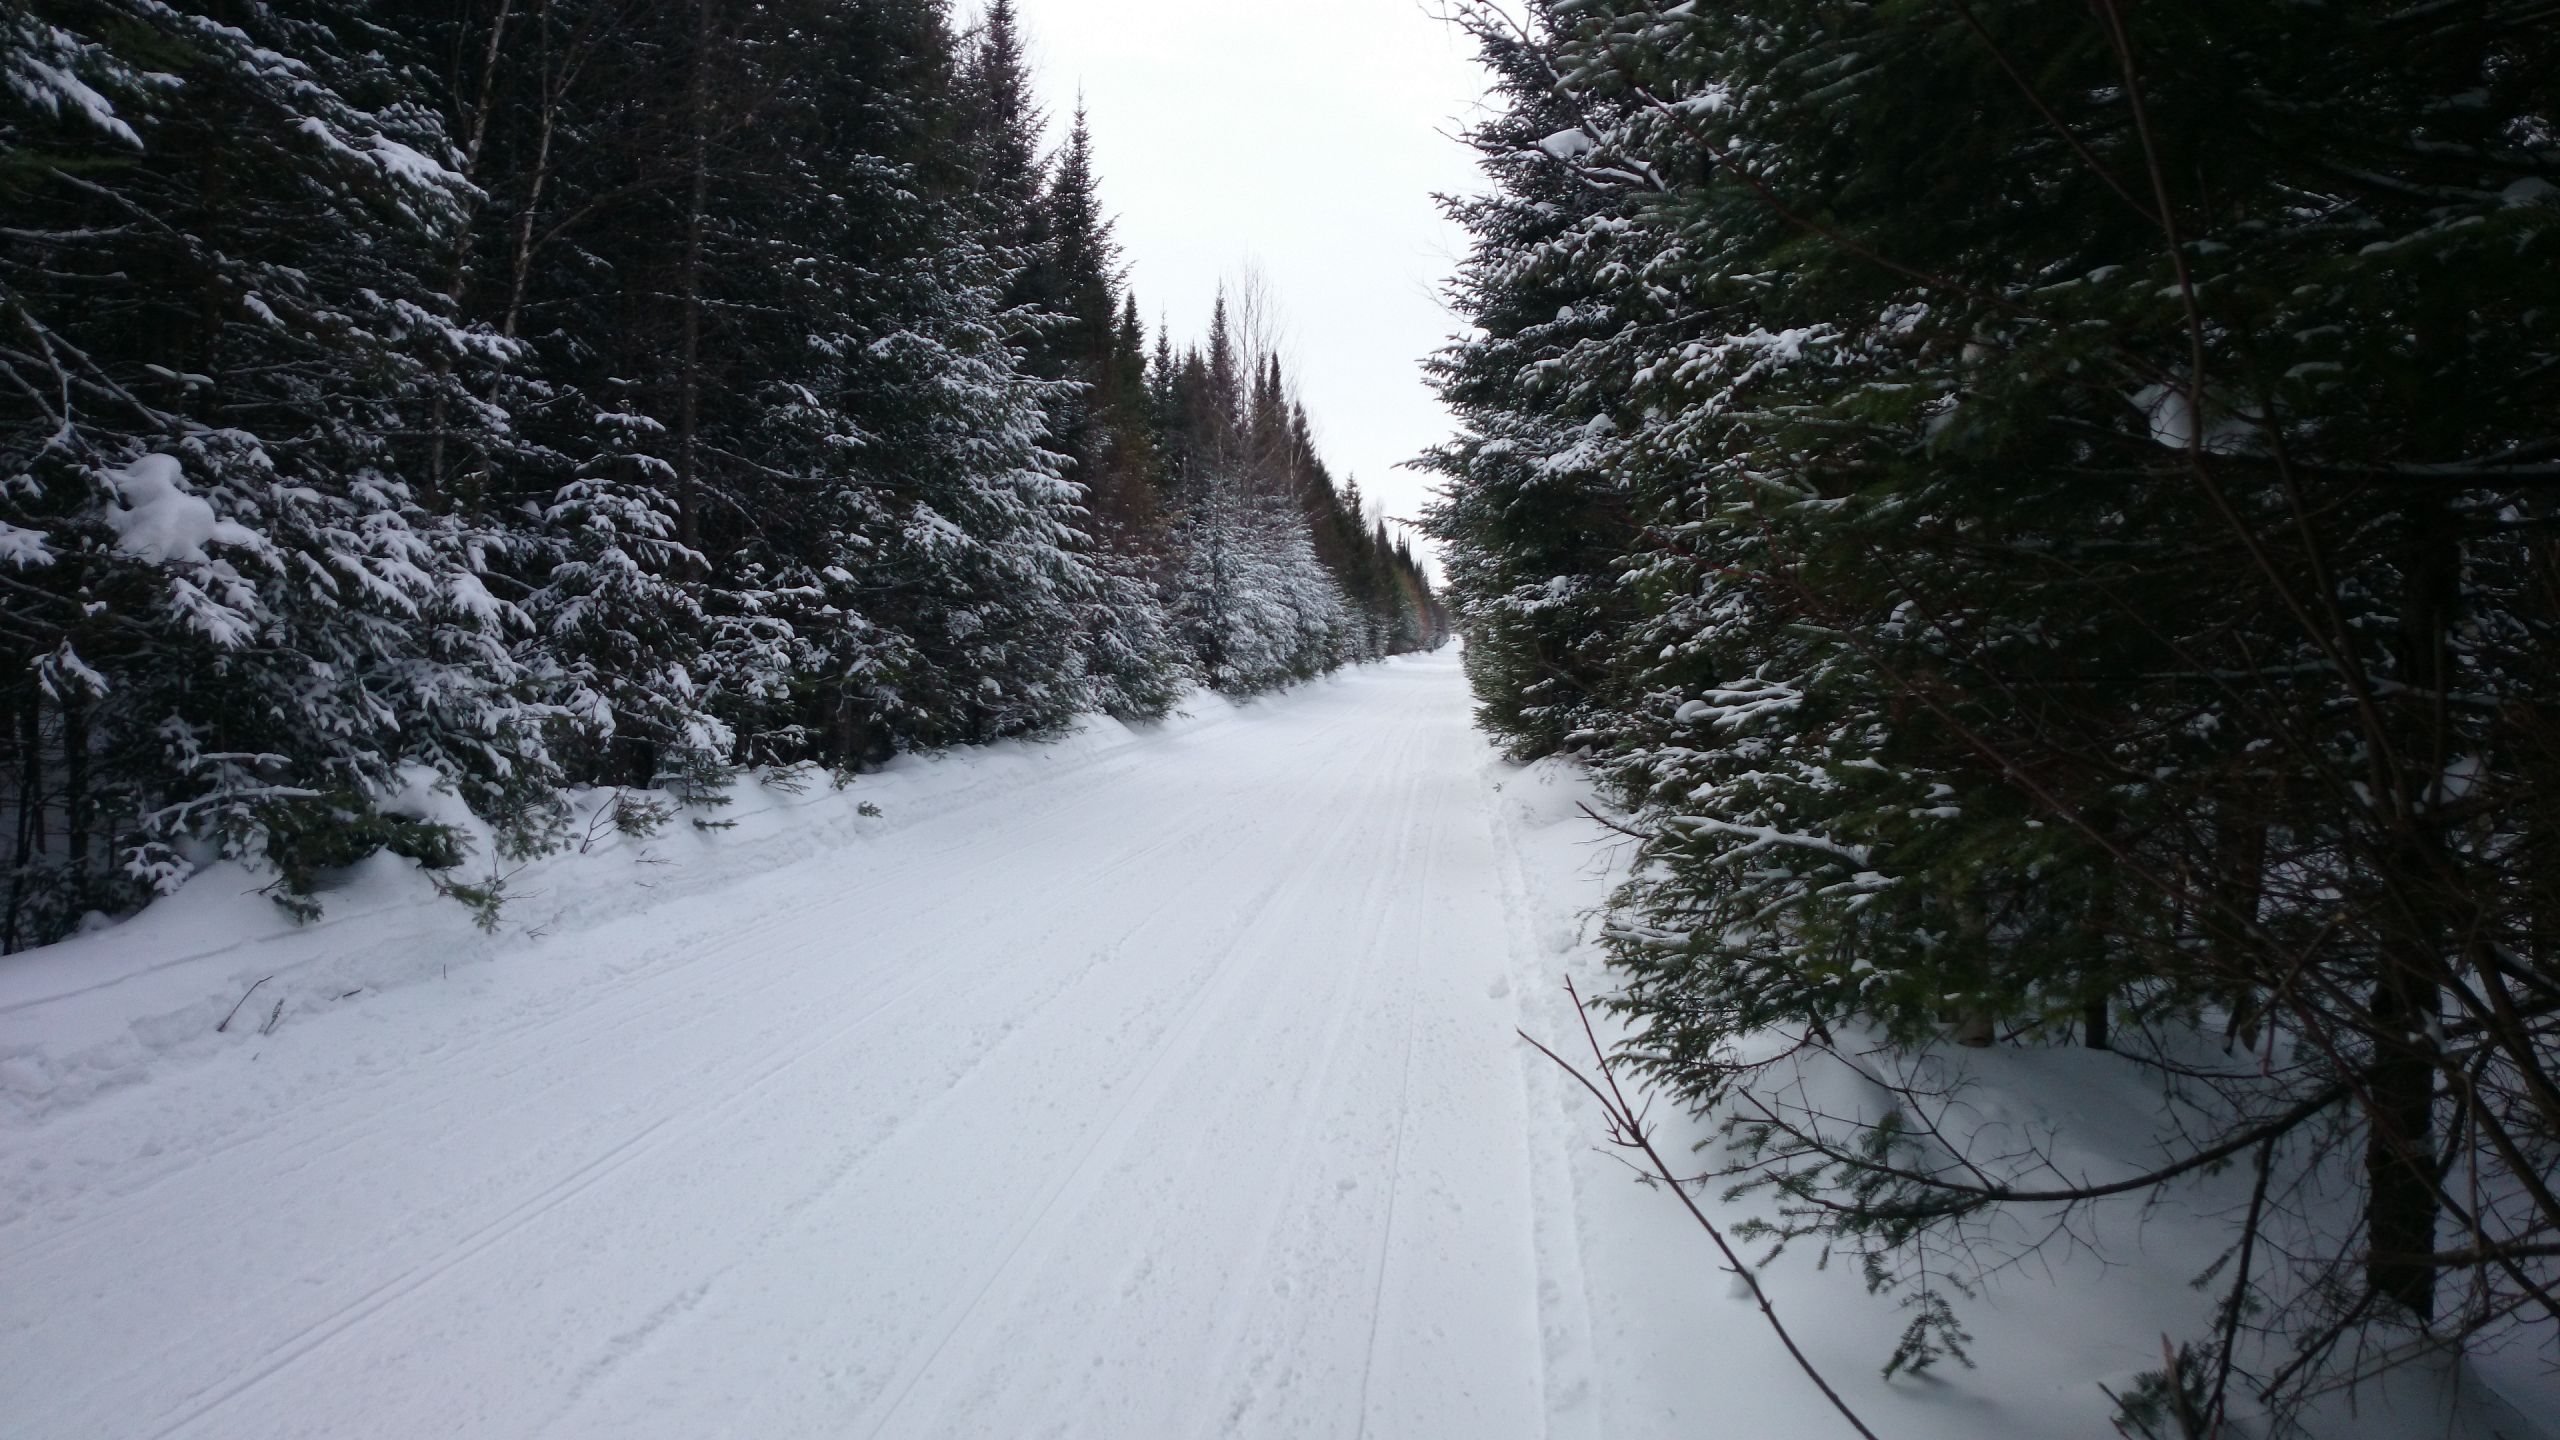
[1481,756,2557,1440]
[0,695,1253,1124]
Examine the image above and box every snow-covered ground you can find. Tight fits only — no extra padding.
[2,652,2550,1439]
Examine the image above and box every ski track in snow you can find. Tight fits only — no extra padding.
[0,654,1555,1440]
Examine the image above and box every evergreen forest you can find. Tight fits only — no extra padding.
[8,0,2560,1432]
[1,0,1444,952]
[1425,1,2558,1429]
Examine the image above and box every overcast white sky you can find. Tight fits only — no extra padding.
[1001,0,1490,572]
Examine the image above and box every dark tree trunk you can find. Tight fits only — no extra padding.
[2365,498,2458,1321]
[674,0,714,559]
[500,0,558,344]
[2215,808,2269,1049]
[425,0,516,508]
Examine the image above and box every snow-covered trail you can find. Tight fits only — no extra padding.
[25,651,2534,1440]
[1,653,1558,1440]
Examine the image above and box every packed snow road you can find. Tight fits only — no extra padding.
[1,653,1573,1439]
[14,657,2550,1440]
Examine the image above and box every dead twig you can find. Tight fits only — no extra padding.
[1522,977,1886,1440]
[1578,802,1652,842]
[216,976,273,1033]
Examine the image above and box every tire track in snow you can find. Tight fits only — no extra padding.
[132,799,1283,1440]
[296,707,1402,1434]
[869,698,1445,1440]
[1483,766,1622,1440]
[0,695,1299,1200]
[1190,702,1440,1437]
[848,711,1417,1440]
[4,757,1274,1280]
[10,658,1551,1440]
[1349,731,1449,1440]
[528,788,1333,1428]
[139,1112,673,1440]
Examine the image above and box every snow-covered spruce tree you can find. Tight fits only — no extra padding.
[948,5,1184,724]
[1419,4,1644,760]
[1170,465,1349,695]
[370,0,733,795]
[1264,388,1431,668]
[1156,297,1355,694]
[1381,529,1446,654]
[441,0,1130,773]
[954,0,1048,312]
[1440,0,2560,1419]
[1031,101,1187,720]
[1,1,561,945]
[629,0,1035,761]
[1322,474,1445,661]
